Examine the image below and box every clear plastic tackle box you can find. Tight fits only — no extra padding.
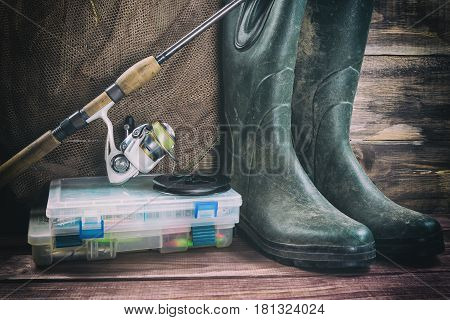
[28,176,242,266]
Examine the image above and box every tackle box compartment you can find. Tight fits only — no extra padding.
[28,176,242,266]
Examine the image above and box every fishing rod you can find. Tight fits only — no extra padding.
[0,0,246,188]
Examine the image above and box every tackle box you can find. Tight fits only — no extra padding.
[28,176,242,266]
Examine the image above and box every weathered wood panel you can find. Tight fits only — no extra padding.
[350,54,450,215]
[1,272,449,300]
[352,142,450,215]
[367,0,450,55]
[352,56,450,143]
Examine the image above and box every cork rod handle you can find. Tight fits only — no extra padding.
[116,56,161,95]
[0,131,61,188]
[82,56,161,117]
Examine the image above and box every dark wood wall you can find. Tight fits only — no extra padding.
[352,0,450,216]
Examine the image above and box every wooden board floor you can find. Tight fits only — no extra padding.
[0,214,448,300]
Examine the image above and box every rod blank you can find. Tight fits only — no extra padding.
[156,0,245,64]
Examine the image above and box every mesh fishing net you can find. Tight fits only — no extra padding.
[0,0,222,199]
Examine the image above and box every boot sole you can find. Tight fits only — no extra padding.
[376,231,445,258]
[238,218,376,269]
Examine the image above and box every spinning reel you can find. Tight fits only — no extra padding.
[96,105,175,184]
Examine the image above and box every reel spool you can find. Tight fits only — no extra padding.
[119,121,175,170]
[153,174,231,196]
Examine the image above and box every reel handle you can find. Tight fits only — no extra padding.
[0,131,61,188]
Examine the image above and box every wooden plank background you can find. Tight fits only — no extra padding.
[352,0,450,216]
[0,0,449,300]
[367,0,450,55]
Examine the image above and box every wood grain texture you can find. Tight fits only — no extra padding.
[1,273,449,300]
[367,0,450,55]
[352,142,450,215]
[350,54,450,215]
[0,131,60,188]
[352,56,450,143]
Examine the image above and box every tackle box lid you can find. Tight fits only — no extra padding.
[46,176,242,219]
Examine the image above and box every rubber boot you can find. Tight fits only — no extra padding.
[292,0,444,258]
[222,0,376,268]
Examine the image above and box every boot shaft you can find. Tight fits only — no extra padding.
[222,0,307,126]
[292,0,374,180]
[222,0,307,181]
[295,0,374,81]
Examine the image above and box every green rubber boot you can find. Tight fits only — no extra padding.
[222,0,376,268]
[292,0,444,258]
